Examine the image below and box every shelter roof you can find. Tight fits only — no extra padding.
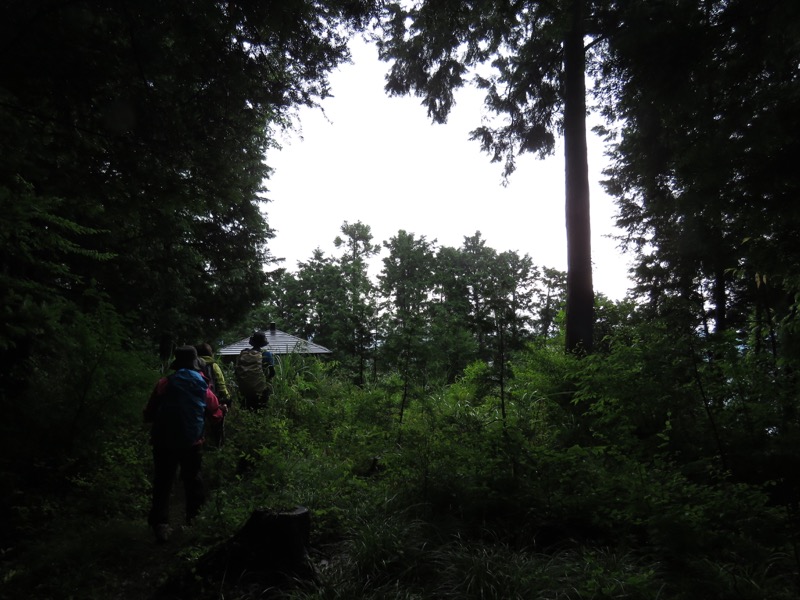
[219,325,331,356]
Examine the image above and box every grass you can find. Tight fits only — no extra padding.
[3,381,799,599]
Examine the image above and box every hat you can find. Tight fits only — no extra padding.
[249,331,268,348]
[169,345,201,370]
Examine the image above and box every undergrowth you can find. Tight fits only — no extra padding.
[2,349,798,599]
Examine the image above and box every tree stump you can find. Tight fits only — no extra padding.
[155,506,313,599]
[225,506,311,576]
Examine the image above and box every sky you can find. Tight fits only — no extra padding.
[264,37,633,301]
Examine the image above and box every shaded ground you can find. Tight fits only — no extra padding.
[3,480,223,600]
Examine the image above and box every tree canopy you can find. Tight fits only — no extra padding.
[0,0,375,366]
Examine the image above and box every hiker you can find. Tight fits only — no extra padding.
[196,342,231,447]
[144,345,226,543]
[195,342,231,403]
[234,330,276,410]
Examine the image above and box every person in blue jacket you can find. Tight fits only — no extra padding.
[143,345,226,542]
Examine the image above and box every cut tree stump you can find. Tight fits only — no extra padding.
[155,506,313,599]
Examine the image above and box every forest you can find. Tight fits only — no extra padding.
[2,0,799,598]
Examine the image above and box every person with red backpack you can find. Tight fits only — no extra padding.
[144,345,226,543]
[196,342,230,447]
[195,342,231,404]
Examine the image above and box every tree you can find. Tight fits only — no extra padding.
[293,248,351,352]
[334,221,381,384]
[533,267,567,341]
[594,0,800,500]
[429,245,480,382]
[460,232,500,353]
[378,230,437,420]
[377,0,595,352]
[599,0,800,357]
[490,250,538,352]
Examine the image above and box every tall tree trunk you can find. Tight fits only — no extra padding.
[563,0,594,353]
[713,266,728,333]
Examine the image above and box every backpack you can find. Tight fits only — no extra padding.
[152,369,207,448]
[199,359,217,395]
[235,348,267,398]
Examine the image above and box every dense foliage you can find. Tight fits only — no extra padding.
[3,0,800,598]
[3,338,798,599]
[262,224,566,388]
[0,0,373,367]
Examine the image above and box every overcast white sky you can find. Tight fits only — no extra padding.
[264,37,633,301]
